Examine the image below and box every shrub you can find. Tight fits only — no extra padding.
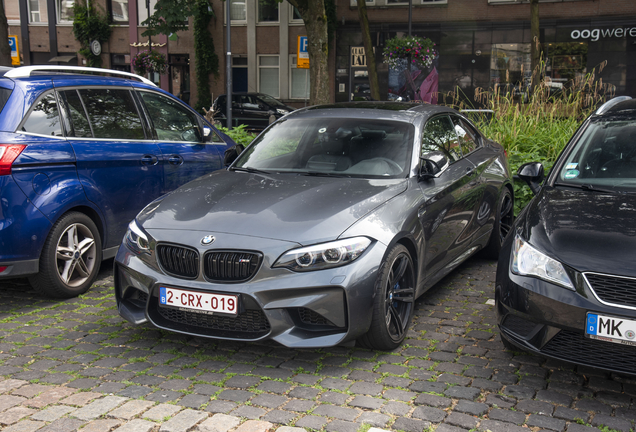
[217,125,256,147]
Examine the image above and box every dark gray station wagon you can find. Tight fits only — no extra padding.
[115,102,513,349]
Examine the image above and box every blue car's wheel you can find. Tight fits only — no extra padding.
[359,244,415,350]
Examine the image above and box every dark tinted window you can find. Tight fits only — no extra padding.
[0,87,12,114]
[79,89,144,140]
[421,115,461,163]
[60,90,92,138]
[451,116,478,155]
[20,91,63,136]
[139,92,200,142]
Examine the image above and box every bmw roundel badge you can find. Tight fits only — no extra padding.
[201,235,216,245]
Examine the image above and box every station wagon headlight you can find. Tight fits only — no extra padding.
[511,235,574,290]
[274,237,371,271]
[124,220,153,255]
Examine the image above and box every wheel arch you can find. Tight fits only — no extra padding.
[51,205,105,249]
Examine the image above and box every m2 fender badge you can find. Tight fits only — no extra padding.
[201,235,216,245]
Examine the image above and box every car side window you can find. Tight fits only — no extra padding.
[451,116,479,156]
[79,89,145,140]
[421,115,462,163]
[139,92,201,143]
[59,90,93,138]
[20,91,63,137]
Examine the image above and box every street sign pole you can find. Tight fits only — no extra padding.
[226,1,232,130]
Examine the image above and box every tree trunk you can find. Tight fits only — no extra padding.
[288,0,330,105]
[357,0,380,101]
[530,0,540,90]
[0,3,12,66]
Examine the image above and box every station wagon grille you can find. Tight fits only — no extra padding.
[203,251,261,282]
[156,244,199,279]
[584,273,636,309]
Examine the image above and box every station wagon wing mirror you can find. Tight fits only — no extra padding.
[419,151,449,180]
[203,126,212,142]
[517,162,544,195]
[224,144,245,166]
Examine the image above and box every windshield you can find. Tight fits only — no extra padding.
[234,117,414,178]
[557,120,636,193]
[258,94,286,108]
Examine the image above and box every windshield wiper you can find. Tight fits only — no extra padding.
[229,166,270,174]
[556,182,619,194]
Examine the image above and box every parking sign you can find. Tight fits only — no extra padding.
[8,36,19,66]
[297,36,309,69]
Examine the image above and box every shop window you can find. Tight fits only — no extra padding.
[229,0,246,22]
[290,56,310,99]
[109,0,128,24]
[4,0,20,24]
[57,0,74,24]
[28,0,47,23]
[258,55,279,98]
[490,43,531,92]
[258,0,278,23]
[545,42,588,83]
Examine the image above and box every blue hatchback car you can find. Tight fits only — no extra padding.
[0,66,234,298]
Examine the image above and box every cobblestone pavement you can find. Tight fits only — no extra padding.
[0,257,634,432]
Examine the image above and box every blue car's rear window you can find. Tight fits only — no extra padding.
[0,87,13,115]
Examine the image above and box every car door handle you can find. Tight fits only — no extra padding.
[168,155,183,165]
[141,155,158,165]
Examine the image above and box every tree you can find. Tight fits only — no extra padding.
[0,2,12,66]
[530,0,540,90]
[356,0,380,101]
[286,0,330,105]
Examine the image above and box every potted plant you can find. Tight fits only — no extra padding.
[383,35,437,70]
[132,50,168,76]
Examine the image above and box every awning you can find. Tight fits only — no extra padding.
[48,55,77,63]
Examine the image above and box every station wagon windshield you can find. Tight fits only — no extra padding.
[234,117,414,179]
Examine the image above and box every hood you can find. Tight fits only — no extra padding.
[524,186,636,277]
[138,170,407,245]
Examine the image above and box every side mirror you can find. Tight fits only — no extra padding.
[517,162,544,195]
[224,144,245,166]
[419,151,448,180]
[202,126,212,142]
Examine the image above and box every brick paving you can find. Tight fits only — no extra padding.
[0,257,634,431]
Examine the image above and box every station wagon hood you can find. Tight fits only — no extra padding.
[524,187,636,278]
[138,170,407,245]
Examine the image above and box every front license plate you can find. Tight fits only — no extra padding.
[159,287,238,316]
[586,313,636,346]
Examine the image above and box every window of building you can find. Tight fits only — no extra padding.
[386,0,446,3]
[109,0,128,24]
[4,0,20,24]
[57,0,74,24]
[229,0,246,22]
[29,0,47,23]
[258,55,279,98]
[137,0,157,25]
[232,57,248,93]
[258,0,278,22]
[290,5,302,22]
[111,54,131,73]
[350,0,375,6]
[290,56,310,100]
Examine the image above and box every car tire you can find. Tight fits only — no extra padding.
[483,187,514,259]
[29,212,102,298]
[358,244,415,351]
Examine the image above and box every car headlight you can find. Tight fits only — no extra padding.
[511,235,574,290]
[276,108,289,115]
[124,220,153,255]
[273,237,371,272]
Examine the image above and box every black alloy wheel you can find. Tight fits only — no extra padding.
[359,244,415,350]
[483,187,514,259]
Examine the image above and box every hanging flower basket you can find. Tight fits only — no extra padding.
[383,36,437,70]
[132,49,167,76]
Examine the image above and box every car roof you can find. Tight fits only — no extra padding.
[596,97,636,118]
[289,101,457,120]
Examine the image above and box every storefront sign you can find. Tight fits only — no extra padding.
[351,46,368,67]
[571,27,636,42]
[297,36,309,69]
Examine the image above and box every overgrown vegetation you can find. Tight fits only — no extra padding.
[443,61,615,214]
[72,0,112,68]
[217,125,257,147]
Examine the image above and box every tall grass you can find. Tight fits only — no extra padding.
[443,61,616,213]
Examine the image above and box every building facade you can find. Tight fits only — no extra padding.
[336,0,636,105]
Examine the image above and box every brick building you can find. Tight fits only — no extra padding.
[4,0,636,108]
[336,0,636,104]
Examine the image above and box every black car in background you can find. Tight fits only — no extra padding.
[496,96,636,375]
[213,93,295,131]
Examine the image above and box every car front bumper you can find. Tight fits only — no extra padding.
[495,236,636,376]
[115,229,386,348]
